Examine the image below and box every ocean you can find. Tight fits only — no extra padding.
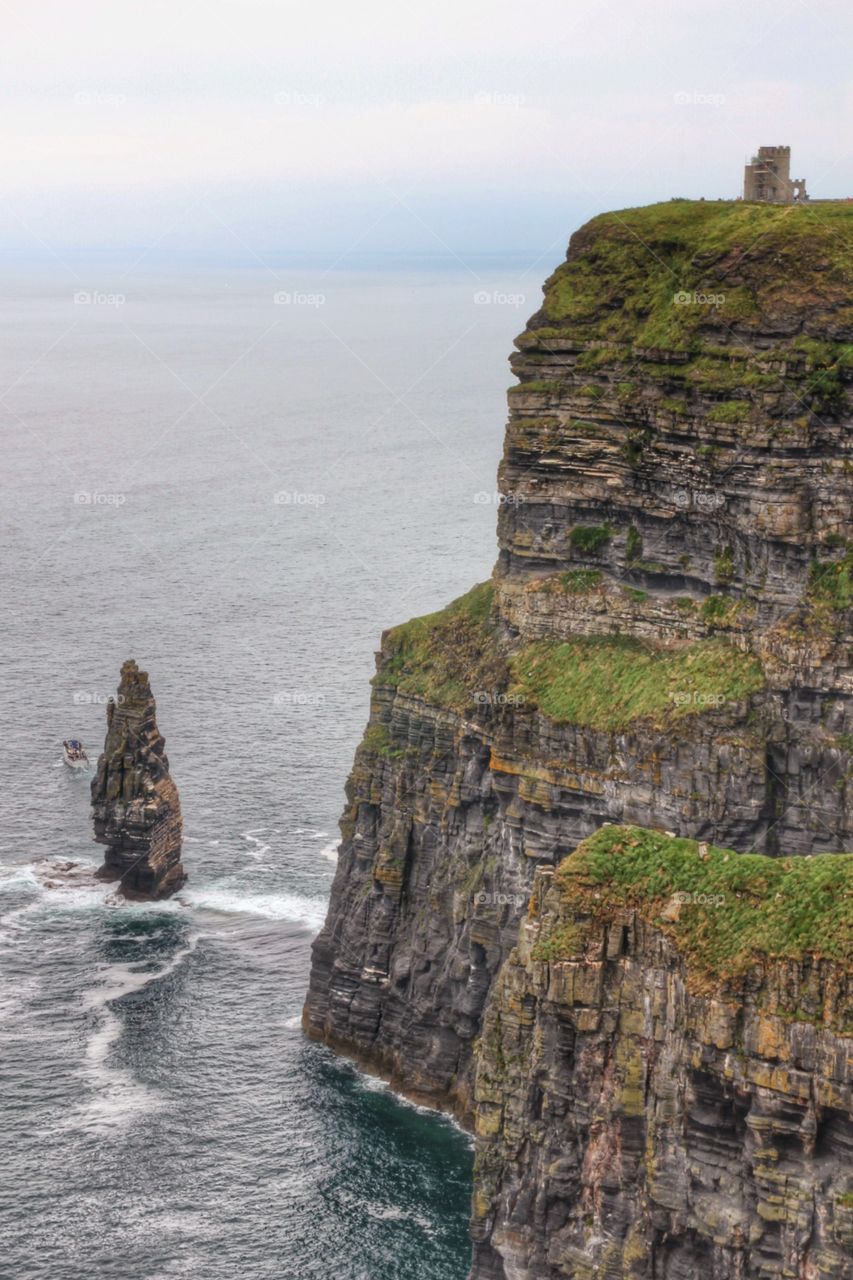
[0,255,537,1279]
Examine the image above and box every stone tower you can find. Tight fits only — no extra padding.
[744,145,808,202]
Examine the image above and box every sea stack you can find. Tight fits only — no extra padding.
[91,659,185,898]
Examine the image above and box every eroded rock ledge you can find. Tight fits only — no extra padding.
[91,659,185,898]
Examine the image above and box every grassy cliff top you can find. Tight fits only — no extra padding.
[555,824,853,979]
[377,583,764,728]
[536,199,853,348]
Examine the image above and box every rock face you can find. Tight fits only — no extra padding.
[472,827,853,1280]
[91,660,185,898]
[304,200,853,1275]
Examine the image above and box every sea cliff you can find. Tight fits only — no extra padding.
[304,200,853,1277]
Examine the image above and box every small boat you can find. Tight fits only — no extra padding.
[63,739,90,769]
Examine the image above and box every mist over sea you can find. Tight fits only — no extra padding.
[0,255,537,1279]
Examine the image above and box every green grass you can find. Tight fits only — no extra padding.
[509,636,764,731]
[377,582,507,713]
[708,400,751,424]
[375,582,765,730]
[554,825,853,985]
[570,524,614,554]
[540,200,853,349]
[810,551,853,610]
[508,379,561,395]
[530,924,582,963]
[557,569,603,593]
[361,722,406,759]
[625,526,642,563]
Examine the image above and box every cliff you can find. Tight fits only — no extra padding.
[304,200,853,1276]
[91,659,185,898]
[472,826,853,1279]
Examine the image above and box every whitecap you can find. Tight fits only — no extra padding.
[61,935,200,1134]
[242,828,271,860]
[0,864,41,893]
[319,840,340,863]
[182,885,327,930]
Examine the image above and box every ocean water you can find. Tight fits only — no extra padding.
[0,257,535,1280]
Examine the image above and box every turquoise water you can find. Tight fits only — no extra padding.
[0,259,533,1279]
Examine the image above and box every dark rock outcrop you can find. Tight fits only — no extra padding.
[304,200,853,1276]
[91,660,185,898]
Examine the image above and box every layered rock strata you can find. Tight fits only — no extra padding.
[91,659,185,898]
[304,200,853,1275]
[471,826,853,1280]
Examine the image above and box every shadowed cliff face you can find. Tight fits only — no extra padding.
[304,201,853,1277]
[91,659,185,898]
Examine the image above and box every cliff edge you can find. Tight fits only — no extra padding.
[304,200,853,1277]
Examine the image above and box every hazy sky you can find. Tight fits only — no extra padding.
[2,0,852,259]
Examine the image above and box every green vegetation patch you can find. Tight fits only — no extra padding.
[558,569,603,594]
[531,923,583,963]
[377,582,508,713]
[555,825,853,983]
[509,636,764,731]
[508,379,561,396]
[570,524,614,554]
[540,200,853,349]
[709,400,751,424]
[361,723,405,760]
[810,549,853,611]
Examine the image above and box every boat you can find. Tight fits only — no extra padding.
[63,739,90,769]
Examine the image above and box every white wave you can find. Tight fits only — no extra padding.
[62,935,200,1135]
[1,860,187,923]
[182,885,327,930]
[319,840,340,863]
[0,864,41,893]
[309,830,330,839]
[351,1068,474,1140]
[242,828,271,860]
